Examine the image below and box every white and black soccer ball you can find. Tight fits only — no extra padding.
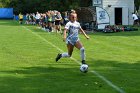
[80,64,88,73]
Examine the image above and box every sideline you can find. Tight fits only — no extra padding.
[22,26,125,93]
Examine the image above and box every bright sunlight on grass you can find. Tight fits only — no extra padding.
[0,20,140,93]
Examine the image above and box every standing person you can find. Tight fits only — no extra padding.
[35,12,41,26]
[55,11,62,33]
[51,11,56,32]
[63,11,69,25]
[25,13,29,24]
[55,13,90,65]
[132,13,139,26]
[47,11,53,32]
[19,13,23,24]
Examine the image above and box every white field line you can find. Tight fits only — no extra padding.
[22,26,125,93]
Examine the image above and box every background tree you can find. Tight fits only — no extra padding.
[0,0,11,7]
[0,0,139,14]
[135,0,140,10]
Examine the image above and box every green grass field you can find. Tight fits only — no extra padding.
[0,20,140,93]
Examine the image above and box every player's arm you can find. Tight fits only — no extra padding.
[80,28,90,39]
[63,22,69,42]
[63,28,67,42]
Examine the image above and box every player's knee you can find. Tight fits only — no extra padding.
[80,47,85,52]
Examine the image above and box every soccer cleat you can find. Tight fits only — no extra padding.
[56,53,62,62]
[82,60,86,64]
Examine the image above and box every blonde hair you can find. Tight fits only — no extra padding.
[71,9,76,13]
[69,13,77,21]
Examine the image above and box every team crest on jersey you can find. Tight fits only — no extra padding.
[69,25,79,30]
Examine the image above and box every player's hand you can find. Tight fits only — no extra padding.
[86,36,90,39]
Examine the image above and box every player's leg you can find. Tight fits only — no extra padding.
[75,41,86,64]
[60,43,74,58]
[21,19,23,24]
[19,19,21,24]
[56,43,74,62]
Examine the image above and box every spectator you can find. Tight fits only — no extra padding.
[55,11,62,33]
[35,12,41,26]
[47,11,53,32]
[25,13,29,24]
[19,13,23,24]
[132,13,139,26]
[51,11,56,31]
[63,11,69,25]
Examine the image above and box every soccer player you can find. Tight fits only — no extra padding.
[55,12,89,65]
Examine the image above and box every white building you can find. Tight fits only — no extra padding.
[93,0,134,25]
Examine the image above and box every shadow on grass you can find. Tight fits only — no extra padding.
[17,20,140,37]
[91,30,140,36]
[0,60,140,93]
[0,20,35,27]
[0,65,101,93]
[0,20,20,26]
[0,20,140,36]
[91,60,140,71]
[89,59,140,93]
[31,27,140,37]
[31,28,48,33]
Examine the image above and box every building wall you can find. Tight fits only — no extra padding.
[102,0,134,25]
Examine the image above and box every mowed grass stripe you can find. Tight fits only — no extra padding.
[22,23,125,93]
[88,34,140,63]
[25,21,140,93]
[0,20,140,93]
[0,20,118,93]
[15,21,140,93]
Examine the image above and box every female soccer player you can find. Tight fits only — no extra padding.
[55,12,89,64]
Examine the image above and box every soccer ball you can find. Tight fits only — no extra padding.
[80,64,88,73]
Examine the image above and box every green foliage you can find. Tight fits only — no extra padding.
[0,0,11,7]
[135,0,140,10]
[1,0,139,14]
[0,0,91,14]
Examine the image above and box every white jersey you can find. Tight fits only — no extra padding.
[132,14,138,20]
[36,13,41,19]
[65,21,81,45]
